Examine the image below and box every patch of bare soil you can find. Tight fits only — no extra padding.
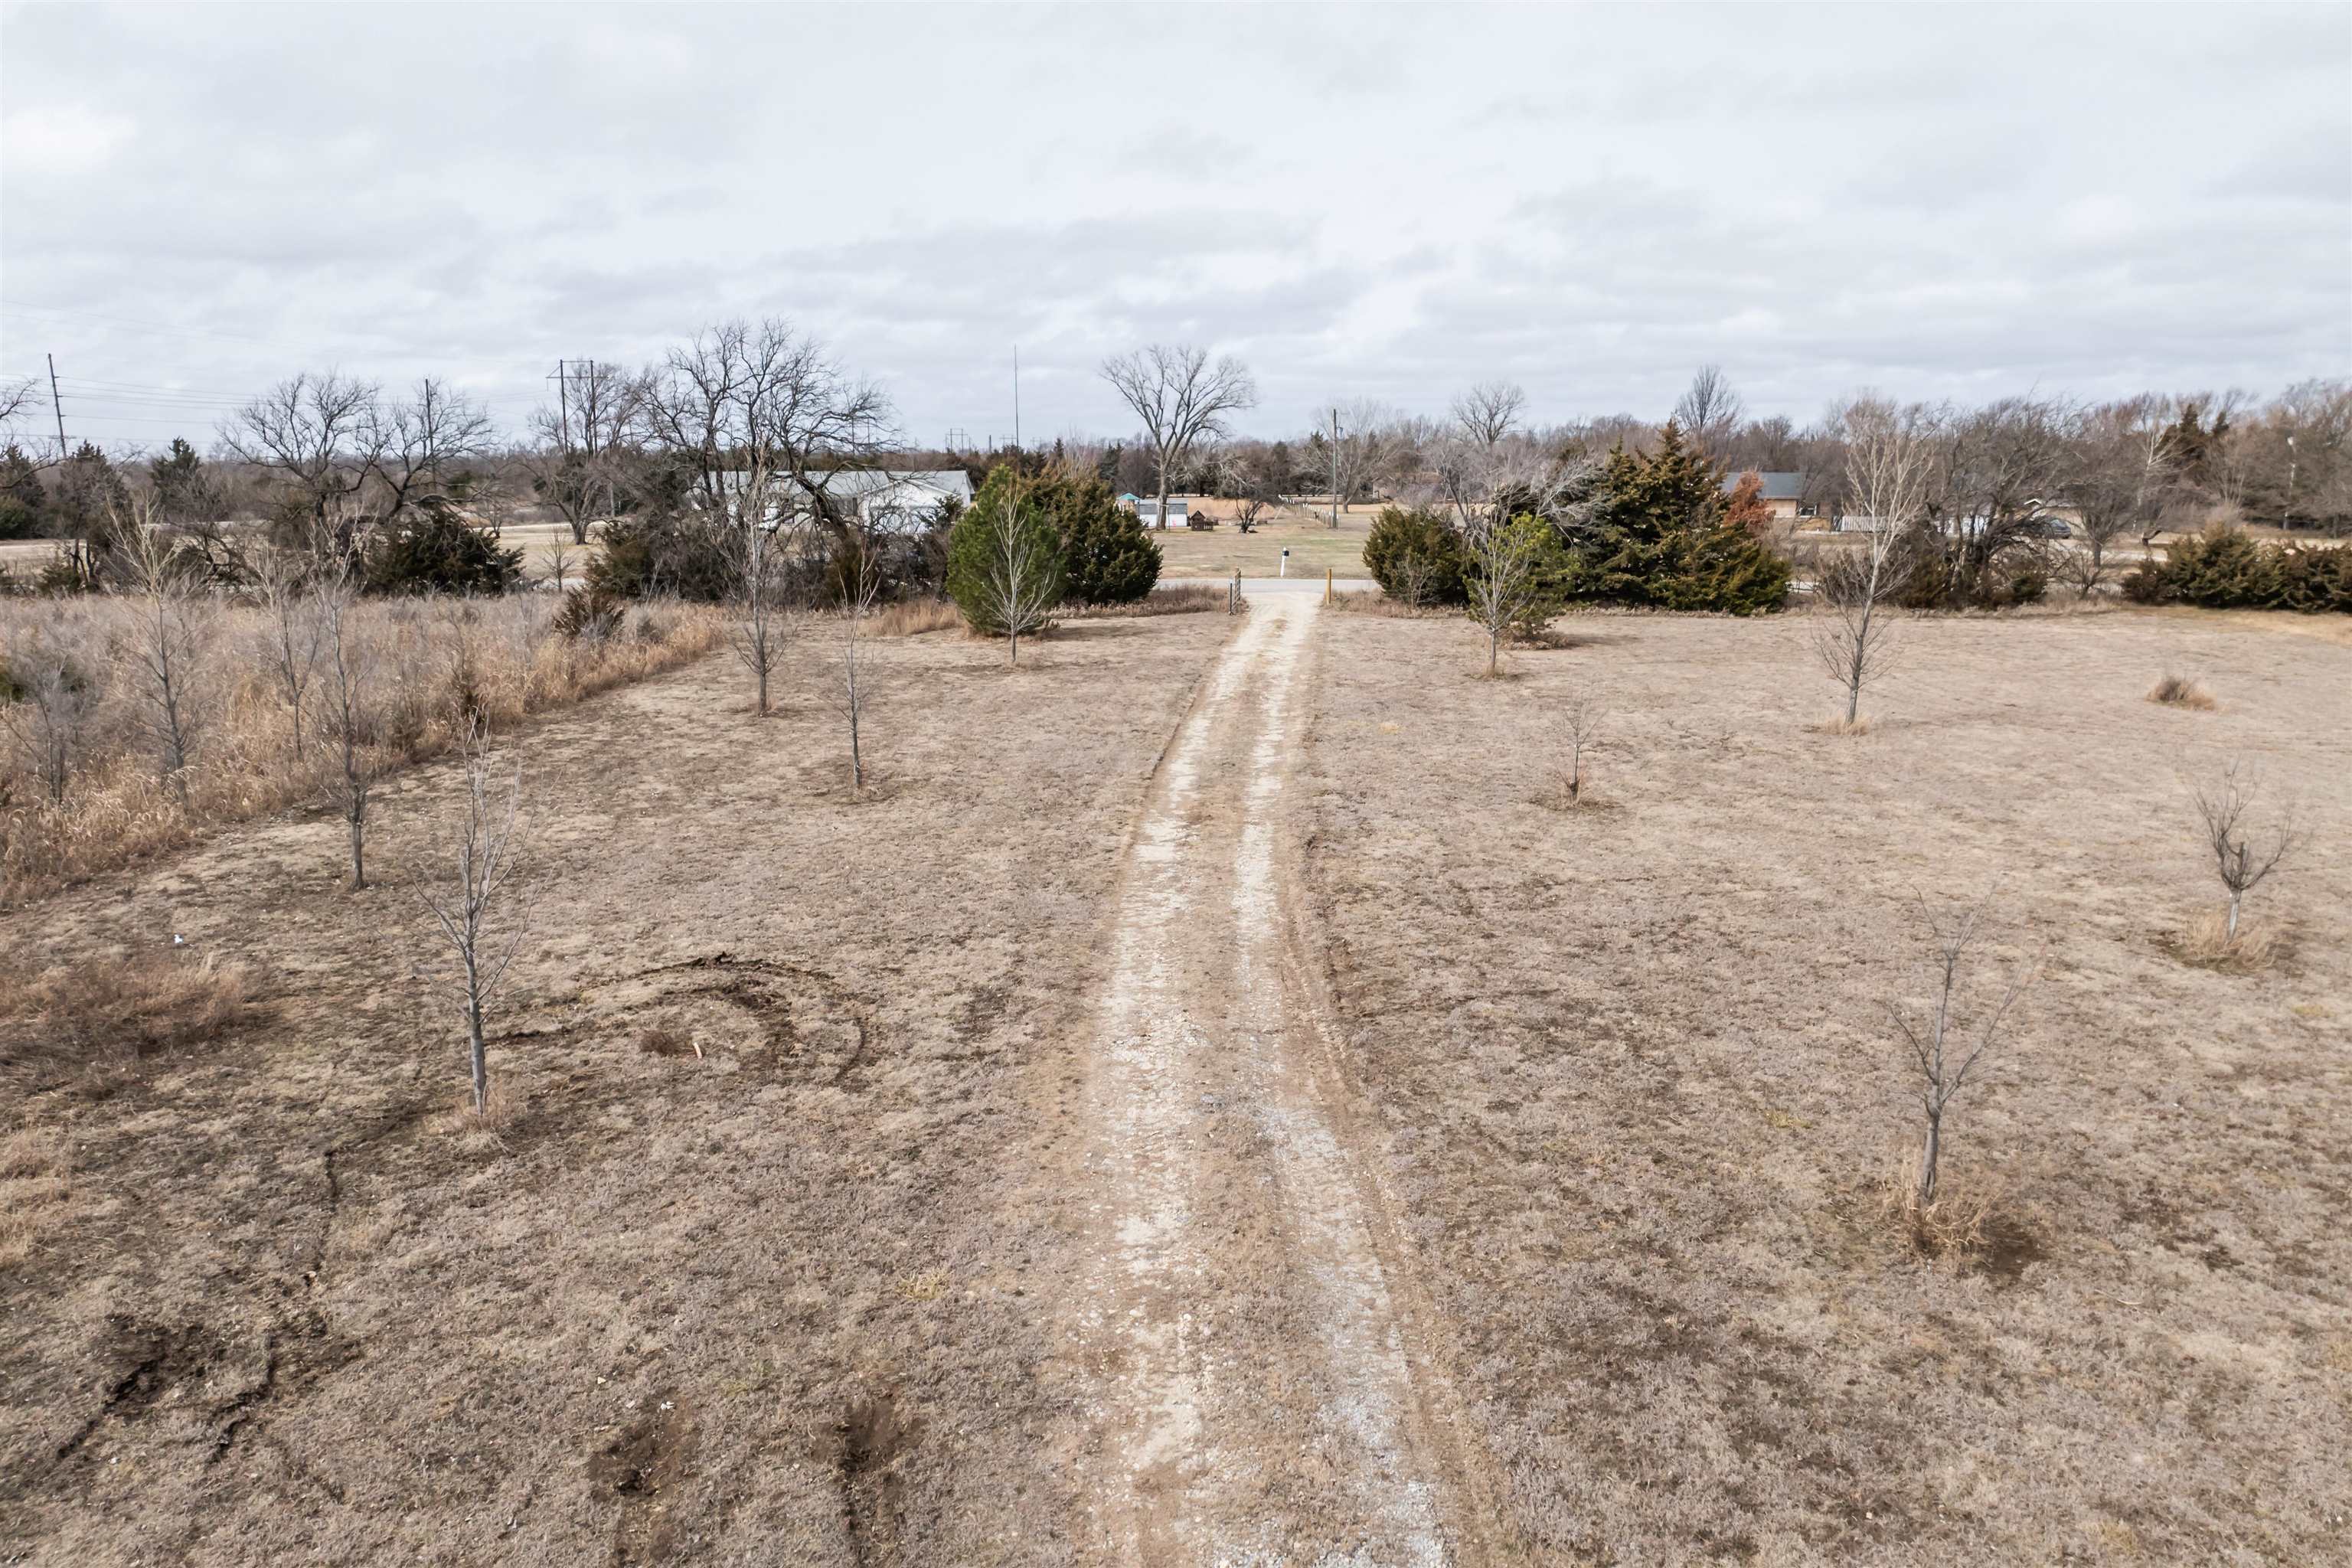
[0,612,1233,1565]
[1295,606,2352,1563]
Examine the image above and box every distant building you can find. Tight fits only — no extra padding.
[1131,497,1189,528]
[1723,470,1814,523]
[706,467,973,532]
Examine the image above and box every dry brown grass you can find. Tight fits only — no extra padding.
[1298,607,2351,1562]
[1878,1152,2007,1257]
[0,608,1236,1560]
[1327,591,1435,617]
[2148,671,2218,709]
[636,1018,701,1057]
[1814,713,1875,734]
[0,951,250,1093]
[0,592,726,903]
[0,1124,71,1265]
[1072,583,1239,616]
[2167,906,2283,972]
[865,597,965,638]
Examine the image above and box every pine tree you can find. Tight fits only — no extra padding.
[0,444,48,541]
[967,464,1158,605]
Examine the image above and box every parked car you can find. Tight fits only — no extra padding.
[2027,517,2074,538]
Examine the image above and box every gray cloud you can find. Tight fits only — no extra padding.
[3,1,2346,453]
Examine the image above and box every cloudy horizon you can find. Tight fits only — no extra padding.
[4,1,2347,454]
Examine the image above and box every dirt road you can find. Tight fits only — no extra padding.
[1049,594,1492,1565]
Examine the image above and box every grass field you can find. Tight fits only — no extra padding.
[1295,605,2352,1562]
[3,596,2346,1563]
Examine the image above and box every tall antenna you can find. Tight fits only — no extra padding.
[1013,345,1021,452]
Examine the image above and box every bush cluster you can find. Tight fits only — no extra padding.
[2123,529,2352,613]
[1364,506,1468,605]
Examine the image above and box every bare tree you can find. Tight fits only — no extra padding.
[1674,365,1746,456]
[1886,897,2030,1208]
[1100,345,1257,533]
[971,483,1062,667]
[728,518,789,717]
[1452,381,1527,449]
[524,361,644,544]
[314,534,378,887]
[543,541,574,593]
[221,372,384,528]
[253,543,327,759]
[2191,760,2299,939]
[1813,395,1929,725]
[638,318,893,534]
[831,538,882,791]
[0,632,95,807]
[1554,699,1598,808]
[1463,514,1558,676]
[373,377,495,518]
[120,505,213,805]
[416,717,528,1119]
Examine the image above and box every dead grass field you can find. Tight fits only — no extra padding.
[0,609,1236,1564]
[1147,501,1377,580]
[1294,606,2351,1563]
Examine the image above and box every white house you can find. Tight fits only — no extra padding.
[707,468,974,532]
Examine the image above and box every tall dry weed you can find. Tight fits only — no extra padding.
[1,593,724,900]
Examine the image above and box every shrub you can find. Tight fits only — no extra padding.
[1571,425,1790,613]
[554,586,627,642]
[2148,673,2216,710]
[365,506,524,597]
[1363,505,1468,606]
[2278,543,2352,614]
[2123,528,2351,613]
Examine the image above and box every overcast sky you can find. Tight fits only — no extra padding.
[4,2,2347,452]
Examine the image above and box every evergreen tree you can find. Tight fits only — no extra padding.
[967,464,1158,604]
[1363,505,1468,605]
[364,501,524,596]
[1570,421,1790,614]
[0,444,48,540]
[147,438,221,524]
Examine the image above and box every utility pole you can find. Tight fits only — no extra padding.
[47,353,68,454]
[1329,407,1341,529]
[553,360,571,449]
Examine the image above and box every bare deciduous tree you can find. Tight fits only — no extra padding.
[1100,345,1257,533]
[977,485,1062,667]
[374,377,495,518]
[524,361,644,544]
[416,717,528,1119]
[831,538,882,791]
[1885,897,2030,1208]
[1554,699,1598,808]
[0,632,94,807]
[253,543,327,759]
[728,518,789,717]
[1674,365,1746,456]
[1452,381,1527,449]
[314,534,378,887]
[120,505,212,804]
[1813,395,1930,725]
[221,371,384,527]
[1464,514,1557,677]
[2191,760,2299,939]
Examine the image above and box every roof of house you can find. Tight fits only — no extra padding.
[1724,470,1806,501]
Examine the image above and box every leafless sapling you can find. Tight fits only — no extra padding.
[2192,760,2299,939]
[728,515,790,717]
[976,485,1062,667]
[314,541,379,887]
[1463,514,1557,676]
[831,537,882,791]
[1885,897,2030,1209]
[120,508,213,805]
[1554,699,1598,808]
[0,632,94,807]
[416,717,528,1119]
[1812,396,1929,725]
[253,542,327,760]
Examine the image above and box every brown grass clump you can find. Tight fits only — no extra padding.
[1072,583,1239,617]
[1879,1153,2004,1258]
[638,1018,701,1058]
[2168,906,2282,973]
[1328,592,1432,618]
[1814,714,1874,735]
[0,952,250,1092]
[867,598,965,638]
[0,1125,73,1265]
[2148,672,2216,710]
